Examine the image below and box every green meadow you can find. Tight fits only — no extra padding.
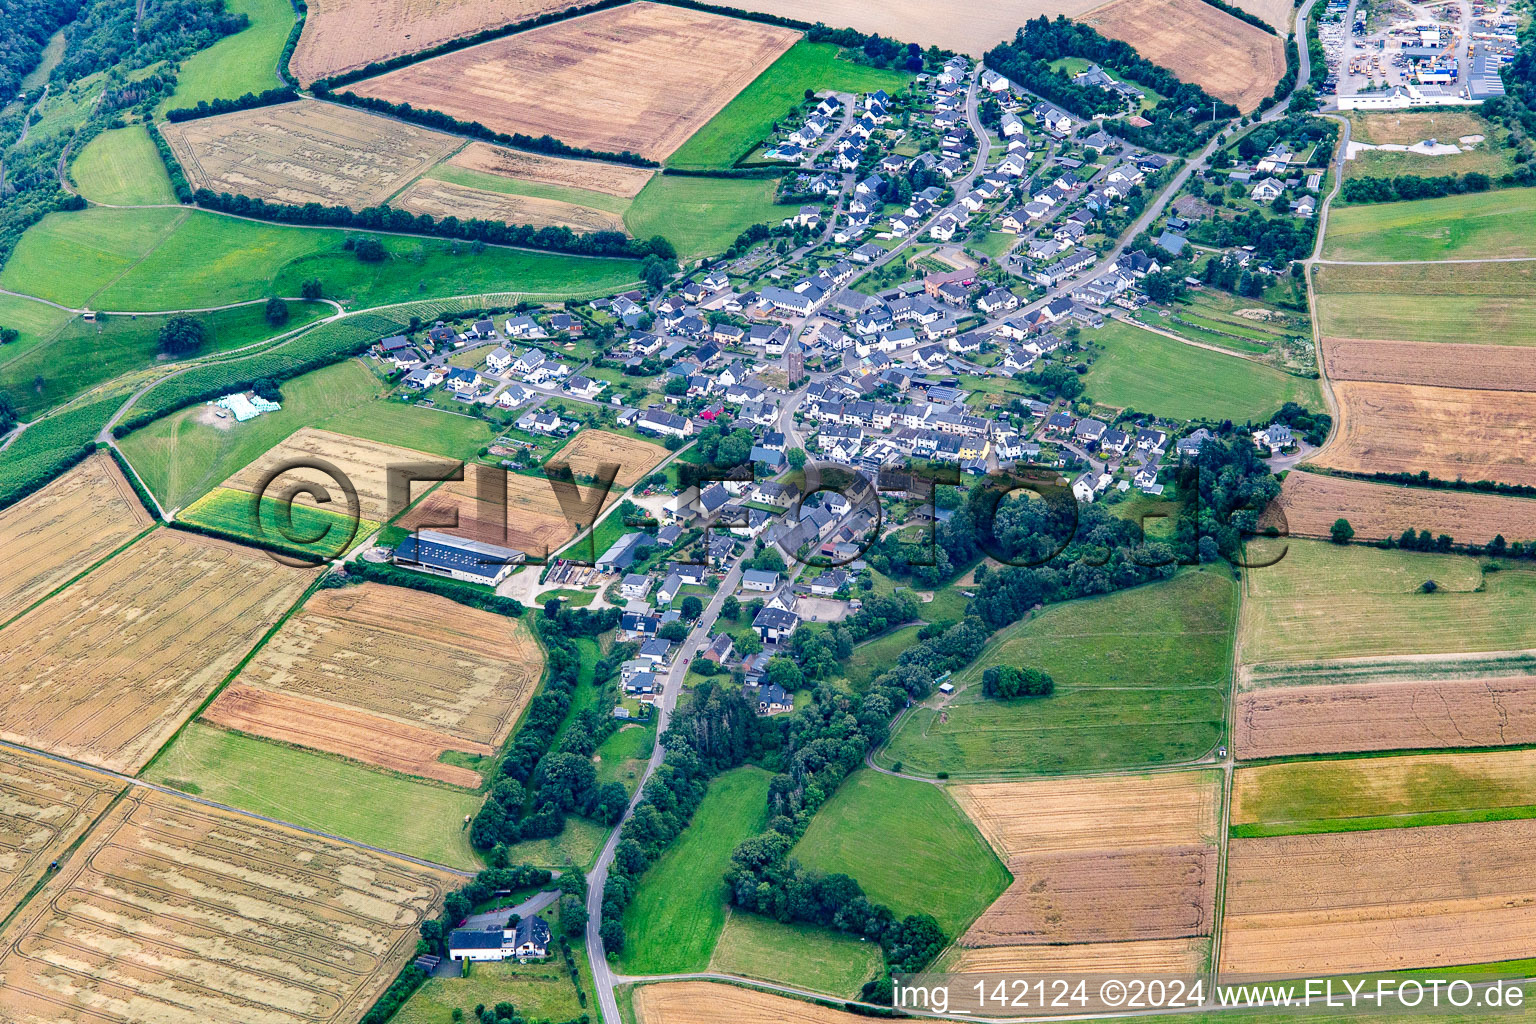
[160,0,297,114]
[1322,187,1536,261]
[70,126,177,205]
[624,175,789,260]
[1313,261,1536,346]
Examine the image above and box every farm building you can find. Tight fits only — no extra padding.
[448,915,551,962]
[393,530,525,585]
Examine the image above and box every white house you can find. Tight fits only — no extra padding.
[448,916,551,962]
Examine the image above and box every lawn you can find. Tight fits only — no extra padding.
[667,41,913,170]
[710,910,884,998]
[877,569,1237,777]
[1321,187,1536,261]
[844,624,921,689]
[70,126,176,205]
[394,953,585,1024]
[624,175,789,260]
[617,766,772,974]
[1313,261,1536,347]
[159,0,296,115]
[791,770,1009,936]
[179,486,380,558]
[145,722,484,870]
[969,231,1020,260]
[0,300,329,419]
[1082,319,1321,422]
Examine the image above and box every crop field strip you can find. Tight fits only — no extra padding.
[0,748,122,920]
[392,176,627,233]
[0,787,457,1024]
[444,143,655,199]
[1322,337,1536,392]
[548,428,669,488]
[0,452,154,625]
[0,529,320,774]
[1313,261,1536,348]
[1320,186,1536,261]
[347,2,801,162]
[1274,470,1536,546]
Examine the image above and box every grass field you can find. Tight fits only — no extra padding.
[0,292,75,366]
[1321,187,1536,261]
[1083,320,1320,421]
[791,770,1010,935]
[0,300,329,419]
[667,41,912,170]
[595,720,656,796]
[70,126,176,205]
[160,0,296,114]
[1313,261,1536,347]
[617,766,772,974]
[394,950,586,1024]
[710,911,884,998]
[1238,539,1536,663]
[1135,291,1307,357]
[844,624,921,690]
[624,175,788,259]
[145,722,484,869]
[878,570,1237,777]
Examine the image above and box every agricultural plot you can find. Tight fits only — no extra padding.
[401,463,591,558]
[1081,0,1284,111]
[208,582,542,786]
[708,913,884,998]
[392,176,626,232]
[623,174,788,260]
[878,571,1235,776]
[69,125,176,205]
[549,428,669,488]
[444,143,656,198]
[0,452,152,624]
[162,0,298,113]
[1221,819,1536,974]
[161,99,460,210]
[1274,470,1536,546]
[179,487,378,559]
[1319,381,1536,488]
[1323,338,1536,392]
[0,787,457,1024]
[0,529,318,773]
[0,748,121,918]
[348,3,800,161]
[1313,261,1536,348]
[949,939,1209,976]
[1228,0,1294,32]
[1235,653,1536,759]
[1321,187,1536,260]
[1237,539,1536,664]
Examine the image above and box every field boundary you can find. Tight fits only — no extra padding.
[0,784,130,937]
[0,522,155,634]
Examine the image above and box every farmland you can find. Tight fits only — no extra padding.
[1313,261,1536,347]
[0,748,121,917]
[348,3,800,162]
[878,571,1236,776]
[1220,819,1536,974]
[401,462,591,558]
[179,486,378,559]
[709,912,884,998]
[162,99,460,210]
[443,143,655,199]
[790,770,1010,935]
[161,0,297,113]
[70,126,177,205]
[623,174,789,260]
[1274,470,1536,546]
[549,428,669,487]
[0,529,318,773]
[0,452,152,623]
[1082,0,1285,111]
[1229,0,1294,32]
[949,938,1209,976]
[0,788,457,1023]
[393,176,627,232]
[1322,337,1536,392]
[1321,186,1536,261]
[1319,380,1536,487]
[1237,539,1536,663]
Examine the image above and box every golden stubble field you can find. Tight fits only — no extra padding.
[1323,337,1536,392]
[550,428,669,488]
[394,176,626,232]
[0,788,458,1024]
[0,529,318,773]
[0,748,121,918]
[0,451,152,624]
[448,142,655,197]
[348,2,801,161]
[1274,469,1536,546]
[161,100,460,210]
[634,981,890,1024]
[203,582,542,786]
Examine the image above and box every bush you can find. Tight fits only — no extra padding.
[264,296,289,326]
[158,316,205,356]
[981,664,1054,699]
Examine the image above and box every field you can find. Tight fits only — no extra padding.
[0,529,318,773]
[1231,749,1536,835]
[443,142,655,198]
[1319,380,1536,488]
[790,770,1010,935]
[162,99,459,210]
[393,951,587,1024]
[147,721,485,868]
[878,571,1236,776]
[1313,261,1536,347]
[0,748,121,917]
[290,0,571,84]
[948,938,1210,976]
[708,912,884,998]
[844,623,921,689]
[623,174,788,259]
[0,394,127,510]
[0,787,457,1023]
[668,40,912,170]
[1082,320,1320,422]
[70,126,176,205]
[549,428,668,487]
[1321,187,1536,261]
[393,176,626,232]
[1081,0,1285,111]
[1237,539,1536,664]
[1235,653,1536,759]
[1229,0,1294,32]
[0,452,152,624]
[1323,337,1536,392]
[401,463,588,558]
[179,486,378,559]
[206,582,542,785]
[162,0,297,113]
[1348,109,1497,146]
[1273,470,1536,546]
[617,766,771,974]
[1220,819,1536,974]
[348,3,800,162]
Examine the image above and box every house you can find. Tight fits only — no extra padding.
[621,573,652,601]
[515,410,564,435]
[745,681,793,715]
[809,569,848,596]
[639,637,673,664]
[445,367,481,394]
[448,916,551,962]
[702,632,735,665]
[1074,417,1108,443]
[403,367,443,390]
[620,611,660,640]
[1176,427,1214,458]
[1251,177,1286,202]
[742,568,780,592]
[486,347,514,374]
[394,530,524,586]
[1072,471,1098,503]
[1253,423,1294,449]
[497,384,535,409]
[565,375,605,400]
[753,605,800,643]
[637,409,693,438]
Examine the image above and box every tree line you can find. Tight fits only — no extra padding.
[164,86,296,121]
[1339,170,1522,204]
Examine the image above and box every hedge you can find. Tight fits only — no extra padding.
[168,517,336,563]
[101,443,162,520]
[277,0,306,87]
[1195,0,1279,34]
[165,87,297,122]
[146,121,193,203]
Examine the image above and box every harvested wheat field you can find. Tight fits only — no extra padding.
[0,748,121,917]
[1275,469,1536,546]
[290,0,572,85]
[1313,262,1536,347]
[401,462,592,557]
[0,787,457,1024]
[549,428,669,487]
[1221,819,1536,975]
[1323,337,1536,392]
[348,3,800,161]
[1319,381,1536,488]
[160,100,459,210]
[223,426,458,524]
[1081,0,1284,111]
[634,981,899,1024]
[0,451,152,623]
[1227,0,1294,32]
[447,142,655,197]
[393,176,625,231]
[0,530,317,773]
[951,938,1209,976]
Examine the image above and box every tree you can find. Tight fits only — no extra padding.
[559,893,587,936]
[544,597,561,618]
[664,374,689,396]
[300,278,323,300]
[786,446,806,470]
[681,595,703,620]
[764,656,804,691]
[640,254,672,291]
[0,392,16,434]
[264,296,289,327]
[158,316,206,357]
[982,664,1054,699]
[0,326,18,345]
[721,595,740,620]
[353,236,386,262]
[1330,518,1354,544]
[735,631,763,656]
[657,621,689,642]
